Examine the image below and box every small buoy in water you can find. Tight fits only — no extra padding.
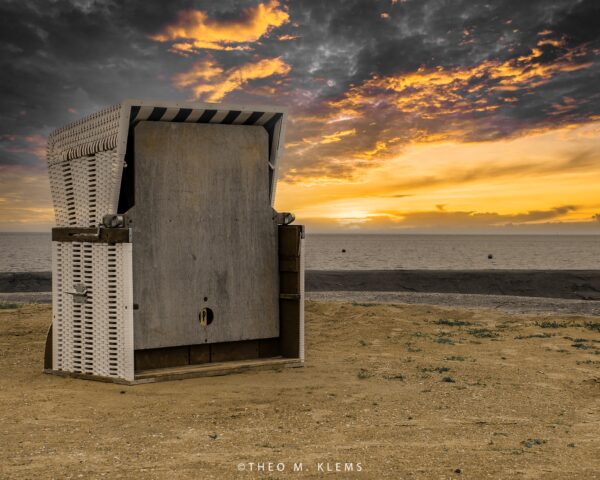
[488,254,493,259]
[342,249,346,253]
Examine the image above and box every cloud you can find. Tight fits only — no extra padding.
[299,205,590,233]
[274,0,600,182]
[329,41,594,122]
[381,205,578,227]
[150,0,289,52]
[0,134,46,166]
[1,0,600,231]
[173,56,291,101]
[275,122,600,224]
[320,128,356,144]
[381,148,600,194]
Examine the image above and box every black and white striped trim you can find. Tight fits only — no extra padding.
[129,106,284,162]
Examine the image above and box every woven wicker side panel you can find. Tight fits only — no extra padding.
[48,103,121,166]
[47,103,123,227]
[48,149,122,227]
[51,241,134,381]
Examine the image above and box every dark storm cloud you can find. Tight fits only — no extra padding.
[0,0,197,166]
[0,0,598,176]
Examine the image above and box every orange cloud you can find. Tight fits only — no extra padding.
[330,43,594,120]
[537,37,565,48]
[151,0,289,52]
[172,56,291,102]
[320,129,356,144]
[354,140,388,159]
[171,57,224,87]
[550,96,578,116]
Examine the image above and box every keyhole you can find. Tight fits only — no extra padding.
[199,307,214,326]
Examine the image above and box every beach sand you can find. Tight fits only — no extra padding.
[1,301,599,479]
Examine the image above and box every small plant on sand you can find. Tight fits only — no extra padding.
[357,368,372,379]
[468,328,498,338]
[521,438,546,448]
[382,373,404,381]
[571,342,598,351]
[436,337,455,345]
[445,356,466,361]
[0,302,20,309]
[358,339,369,346]
[536,321,568,328]
[434,319,472,327]
[515,333,552,340]
[258,442,276,449]
[421,366,450,373]
[441,376,455,383]
[584,321,600,333]
[576,359,600,365]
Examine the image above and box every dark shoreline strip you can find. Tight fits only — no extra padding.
[0,272,52,293]
[305,270,600,300]
[1,270,600,301]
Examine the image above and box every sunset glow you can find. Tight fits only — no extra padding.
[275,121,600,232]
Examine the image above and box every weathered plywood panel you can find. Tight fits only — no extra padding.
[278,225,304,359]
[211,340,259,363]
[132,122,279,349]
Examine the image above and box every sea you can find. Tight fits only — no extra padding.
[1,232,600,272]
[0,233,600,272]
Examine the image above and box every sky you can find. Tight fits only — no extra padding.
[0,0,599,233]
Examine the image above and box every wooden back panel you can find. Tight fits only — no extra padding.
[132,122,279,349]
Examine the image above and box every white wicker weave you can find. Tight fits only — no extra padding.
[51,241,134,380]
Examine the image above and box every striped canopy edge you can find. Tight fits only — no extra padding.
[127,102,285,165]
[47,100,287,167]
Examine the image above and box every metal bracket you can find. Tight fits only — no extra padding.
[66,284,88,304]
[275,211,295,225]
[52,227,131,243]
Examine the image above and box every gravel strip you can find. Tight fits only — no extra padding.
[307,291,600,316]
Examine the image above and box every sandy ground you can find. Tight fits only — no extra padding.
[1,301,599,479]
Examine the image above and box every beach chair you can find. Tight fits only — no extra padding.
[44,100,304,384]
